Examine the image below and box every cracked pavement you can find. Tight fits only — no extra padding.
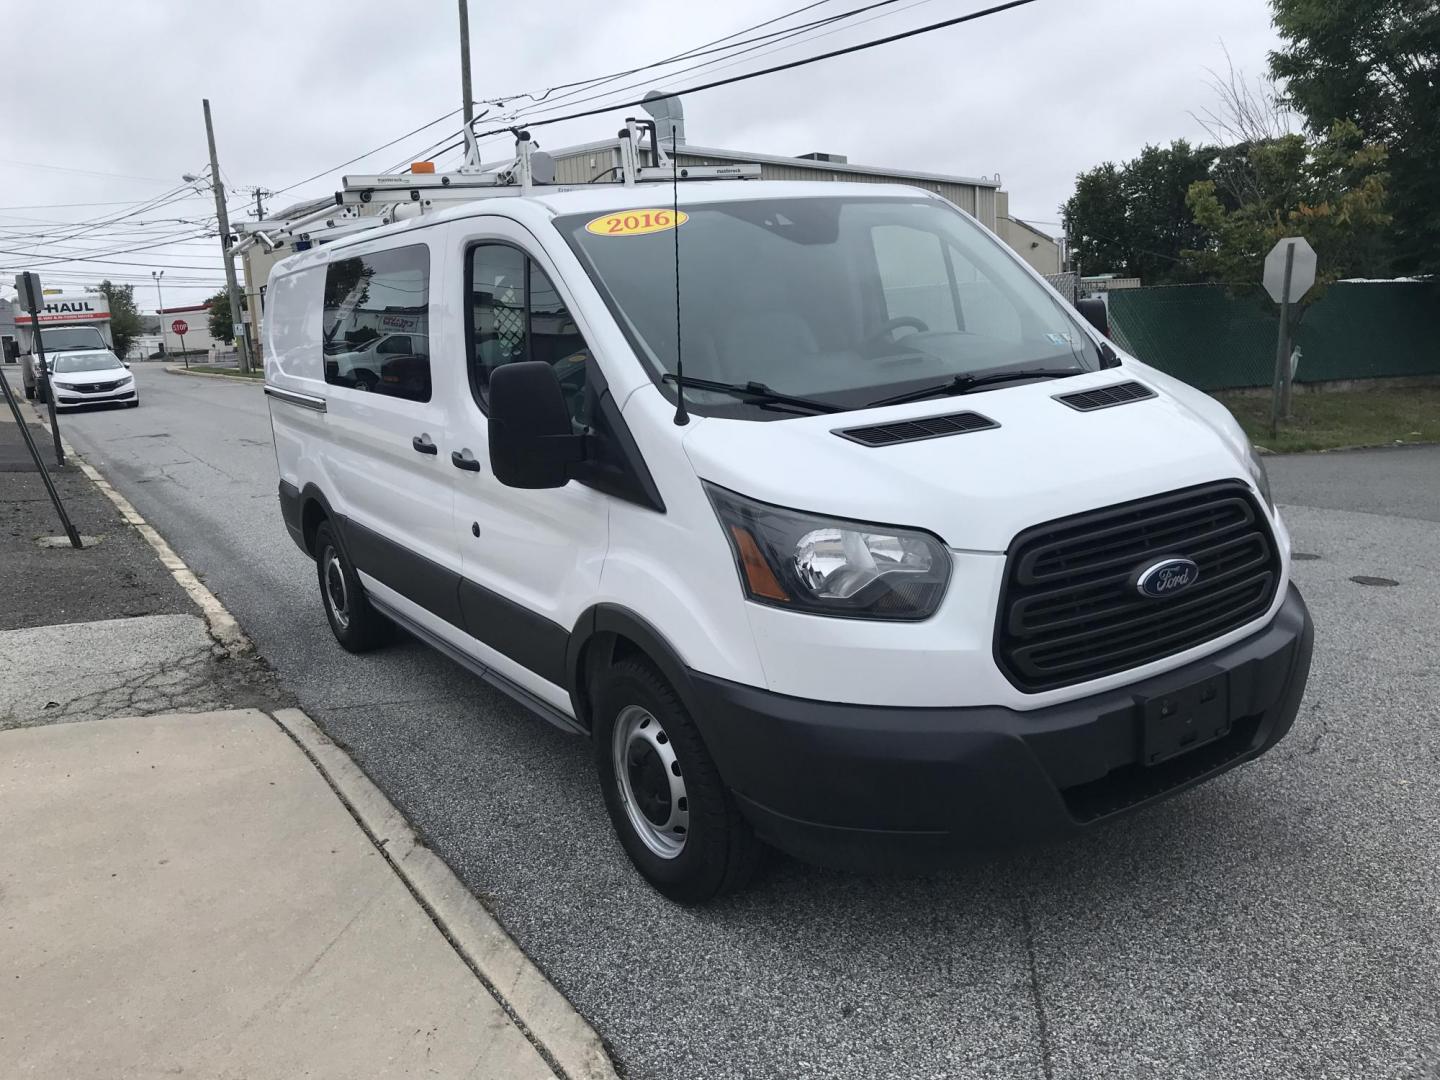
[38,366,1440,1078]
[0,366,291,730]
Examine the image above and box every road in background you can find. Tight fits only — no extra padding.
[51,366,1440,1080]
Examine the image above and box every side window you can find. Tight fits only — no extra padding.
[871,225,960,333]
[323,244,431,402]
[468,244,591,426]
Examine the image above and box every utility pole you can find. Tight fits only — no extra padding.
[151,270,166,358]
[202,98,251,374]
[252,187,270,220]
[458,0,473,125]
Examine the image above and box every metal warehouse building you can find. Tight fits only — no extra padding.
[543,138,999,230]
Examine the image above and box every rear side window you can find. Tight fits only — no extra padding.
[322,244,431,402]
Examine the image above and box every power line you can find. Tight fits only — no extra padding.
[0,158,176,183]
[411,0,915,169]
[270,107,467,196]
[494,0,894,119]
[435,0,1041,160]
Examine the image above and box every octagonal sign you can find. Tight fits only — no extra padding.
[1263,236,1317,304]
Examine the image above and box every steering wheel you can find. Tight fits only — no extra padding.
[865,315,930,351]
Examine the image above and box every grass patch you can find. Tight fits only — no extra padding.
[1214,386,1440,453]
[184,365,262,379]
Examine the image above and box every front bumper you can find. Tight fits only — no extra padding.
[55,386,135,407]
[690,584,1313,870]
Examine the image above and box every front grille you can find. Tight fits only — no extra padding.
[996,481,1279,692]
[78,380,121,393]
[835,410,997,447]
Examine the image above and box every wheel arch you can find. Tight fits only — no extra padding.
[566,604,708,738]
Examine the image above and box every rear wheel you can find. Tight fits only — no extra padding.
[595,659,762,902]
[314,521,390,652]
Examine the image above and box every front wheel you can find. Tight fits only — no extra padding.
[595,659,762,902]
[314,521,391,652]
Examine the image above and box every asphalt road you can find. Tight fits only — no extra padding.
[52,365,1440,1080]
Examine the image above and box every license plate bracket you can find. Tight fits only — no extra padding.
[1140,673,1230,766]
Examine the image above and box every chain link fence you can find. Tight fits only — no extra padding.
[1044,272,1078,305]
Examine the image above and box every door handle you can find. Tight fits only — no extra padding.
[412,434,438,455]
[451,449,481,472]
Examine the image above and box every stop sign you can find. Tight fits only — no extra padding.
[171,319,189,335]
[1263,237,1317,304]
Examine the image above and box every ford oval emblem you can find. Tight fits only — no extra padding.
[1135,557,1201,599]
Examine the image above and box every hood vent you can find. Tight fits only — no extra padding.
[835,410,999,447]
[1054,380,1155,412]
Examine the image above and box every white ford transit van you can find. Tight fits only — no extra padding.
[264,180,1313,902]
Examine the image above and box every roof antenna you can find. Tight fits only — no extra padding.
[670,129,689,427]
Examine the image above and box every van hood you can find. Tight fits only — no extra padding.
[680,370,1255,552]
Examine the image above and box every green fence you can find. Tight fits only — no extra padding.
[1107,282,1440,391]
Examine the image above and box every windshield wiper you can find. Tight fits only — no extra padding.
[662,374,841,415]
[864,367,1083,409]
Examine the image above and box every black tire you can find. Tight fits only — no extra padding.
[314,521,390,652]
[595,658,762,903]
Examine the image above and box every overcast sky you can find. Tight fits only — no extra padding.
[2,0,1284,309]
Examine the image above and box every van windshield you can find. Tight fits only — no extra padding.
[558,196,1098,418]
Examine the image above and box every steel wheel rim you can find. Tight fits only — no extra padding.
[323,548,350,630]
[613,705,689,860]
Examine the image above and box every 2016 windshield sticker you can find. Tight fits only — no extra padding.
[585,209,689,237]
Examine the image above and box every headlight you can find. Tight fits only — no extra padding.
[118,374,133,384]
[705,484,951,620]
[1243,437,1274,511]
[53,380,77,390]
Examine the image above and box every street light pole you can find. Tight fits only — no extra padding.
[201,98,252,374]
[151,270,166,360]
[458,0,474,126]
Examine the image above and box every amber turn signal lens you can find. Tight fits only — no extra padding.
[410,161,436,174]
[729,526,789,602]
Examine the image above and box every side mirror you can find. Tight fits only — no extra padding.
[1076,297,1109,338]
[487,361,586,489]
[123,361,132,369]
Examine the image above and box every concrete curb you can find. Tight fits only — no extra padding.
[270,707,619,1080]
[164,365,262,383]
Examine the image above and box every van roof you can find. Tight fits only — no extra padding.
[337,179,937,246]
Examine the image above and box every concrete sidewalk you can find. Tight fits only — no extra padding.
[1,709,560,1080]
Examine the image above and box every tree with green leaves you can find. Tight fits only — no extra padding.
[1184,120,1391,289]
[1062,141,1215,283]
[1062,163,1130,275]
[1270,0,1438,277]
[93,281,143,359]
[206,289,235,343]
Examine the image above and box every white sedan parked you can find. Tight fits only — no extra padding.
[43,350,139,409]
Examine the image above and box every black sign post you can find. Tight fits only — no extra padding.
[16,272,66,467]
[0,308,82,549]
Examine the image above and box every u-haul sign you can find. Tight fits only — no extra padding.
[14,294,112,325]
